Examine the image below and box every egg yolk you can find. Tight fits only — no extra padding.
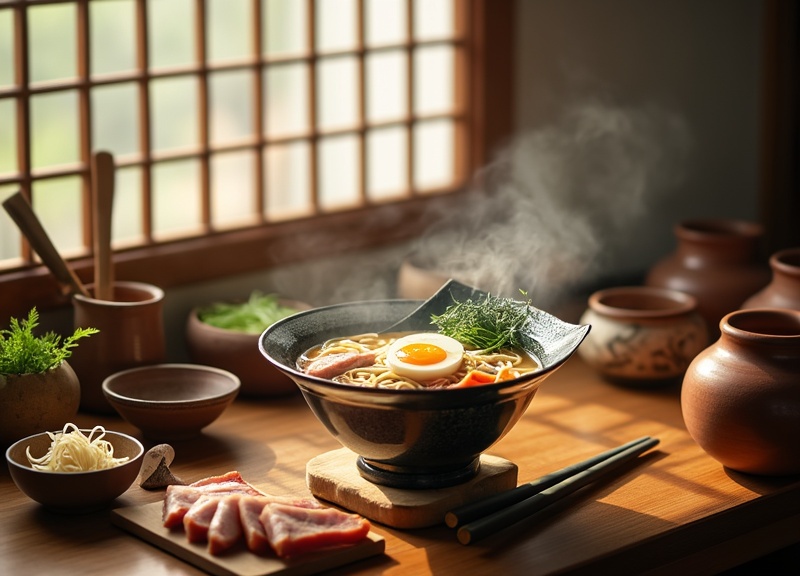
[395,343,448,366]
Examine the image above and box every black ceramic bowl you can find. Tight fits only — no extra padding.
[258,281,590,489]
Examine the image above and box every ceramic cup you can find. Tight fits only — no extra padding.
[70,281,166,414]
[578,286,708,386]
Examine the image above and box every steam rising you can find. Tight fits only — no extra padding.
[272,100,692,310]
[409,100,692,308]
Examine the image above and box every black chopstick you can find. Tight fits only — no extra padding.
[454,436,660,545]
[445,435,654,528]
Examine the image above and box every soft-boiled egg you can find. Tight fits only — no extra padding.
[385,333,465,380]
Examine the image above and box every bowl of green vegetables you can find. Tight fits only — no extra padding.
[186,292,310,397]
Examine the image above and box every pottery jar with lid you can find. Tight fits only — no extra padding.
[578,286,708,386]
[681,308,800,476]
[740,247,800,311]
[645,219,770,336]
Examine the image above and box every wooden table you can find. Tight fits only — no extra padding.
[2,356,799,575]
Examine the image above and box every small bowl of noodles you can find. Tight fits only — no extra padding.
[259,280,591,489]
[5,424,144,513]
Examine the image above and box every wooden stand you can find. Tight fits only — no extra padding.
[306,448,518,529]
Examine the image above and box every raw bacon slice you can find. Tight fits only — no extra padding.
[162,471,265,528]
[184,496,220,543]
[208,495,243,555]
[163,485,205,529]
[190,470,251,488]
[238,495,322,555]
[304,351,376,379]
[260,503,371,558]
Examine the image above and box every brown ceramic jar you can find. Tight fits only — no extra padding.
[645,219,770,337]
[681,308,800,476]
[70,281,166,414]
[740,247,800,311]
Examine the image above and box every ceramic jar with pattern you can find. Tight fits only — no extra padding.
[578,286,708,386]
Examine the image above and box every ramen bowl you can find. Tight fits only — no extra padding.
[6,428,144,513]
[259,280,590,489]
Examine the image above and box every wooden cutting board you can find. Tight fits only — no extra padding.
[306,448,518,529]
[110,500,385,576]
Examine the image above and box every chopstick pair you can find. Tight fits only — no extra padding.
[446,435,660,545]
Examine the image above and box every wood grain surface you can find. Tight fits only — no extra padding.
[1,356,798,576]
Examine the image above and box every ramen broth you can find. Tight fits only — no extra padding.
[297,331,540,390]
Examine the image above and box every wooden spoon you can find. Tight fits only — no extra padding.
[2,191,91,298]
[91,151,115,301]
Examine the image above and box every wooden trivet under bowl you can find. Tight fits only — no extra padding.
[306,448,518,529]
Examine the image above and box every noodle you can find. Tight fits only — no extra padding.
[299,332,539,390]
[26,423,130,472]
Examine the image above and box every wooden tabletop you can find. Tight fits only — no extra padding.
[2,355,799,576]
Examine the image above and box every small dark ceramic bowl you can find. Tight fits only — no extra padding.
[259,280,590,489]
[6,429,144,513]
[102,364,240,441]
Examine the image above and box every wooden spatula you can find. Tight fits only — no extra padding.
[2,191,91,298]
[91,151,115,301]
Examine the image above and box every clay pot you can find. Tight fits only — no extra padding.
[70,281,166,414]
[0,361,80,446]
[185,299,310,397]
[681,308,800,476]
[397,255,450,300]
[645,219,770,336]
[578,286,708,386]
[741,247,800,311]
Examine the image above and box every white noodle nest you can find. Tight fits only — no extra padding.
[26,423,130,472]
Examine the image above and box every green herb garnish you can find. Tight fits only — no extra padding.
[431,291,532,354]
[0,308,98,375]
[198,291,300,334]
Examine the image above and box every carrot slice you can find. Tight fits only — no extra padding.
[454,370,497,388]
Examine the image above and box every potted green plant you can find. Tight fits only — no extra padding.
[0,308,98,445]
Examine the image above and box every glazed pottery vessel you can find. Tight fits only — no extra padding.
[741,247,800,311]
[645,219,770,336]
[578,286,707,386]
[185,299,310,397]
[70,281,166,414]
[0,361,80,446]
[681,309,800,476]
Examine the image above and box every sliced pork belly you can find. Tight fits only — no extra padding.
[208,495,243,555]
[190,470,251,488]
[162,471,265,528]
[304,351,376,379]
[163,485,205,528]
[239,495,322,554]
[184,496,220,543]
[260,503,371,558]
